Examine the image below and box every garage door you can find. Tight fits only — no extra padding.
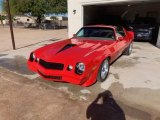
[83,1,160,45]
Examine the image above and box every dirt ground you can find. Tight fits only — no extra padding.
[0,27,68,52]
[0,27,160,120]
[0,67,89,120]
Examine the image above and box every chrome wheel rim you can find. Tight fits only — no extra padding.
[101,60,109,80]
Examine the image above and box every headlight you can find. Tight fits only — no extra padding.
[75,62,85,75]
[29,52,36,62]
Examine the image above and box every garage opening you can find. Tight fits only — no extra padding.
[83,1,160,46]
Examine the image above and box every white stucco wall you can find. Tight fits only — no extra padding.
[157,27,160,48]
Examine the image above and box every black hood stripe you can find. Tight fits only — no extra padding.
[57,44,77,53]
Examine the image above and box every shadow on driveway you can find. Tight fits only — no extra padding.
[86,90,126,120]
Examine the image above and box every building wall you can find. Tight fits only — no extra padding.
[157,27,160,48]
[68,0,160,37]
[68,0,82,37]
[68,0,132,37]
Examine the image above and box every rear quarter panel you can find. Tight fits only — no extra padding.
[127,31,134,41]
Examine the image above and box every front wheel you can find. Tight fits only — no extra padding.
[97,58,110,82]
[123,42,133,56]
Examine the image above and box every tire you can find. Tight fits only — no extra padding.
[123,42,133,56]
[24,23,30,28]
[97,58,110,82]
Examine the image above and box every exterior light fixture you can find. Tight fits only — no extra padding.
[73,10,76,14]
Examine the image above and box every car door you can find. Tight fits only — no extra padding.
[115,26,128,57]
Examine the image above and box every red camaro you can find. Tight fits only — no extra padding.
[28,25,134,86]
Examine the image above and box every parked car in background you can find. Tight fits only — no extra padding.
[131,17,156,41]
[40,20,58,29]
[28,25,134,86]
[133,24,154,41]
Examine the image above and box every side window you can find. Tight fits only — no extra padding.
[77,29,90,37]
[77,29,84,37]
[116,26,126,37]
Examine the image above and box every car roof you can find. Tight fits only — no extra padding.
[83,25,116,29]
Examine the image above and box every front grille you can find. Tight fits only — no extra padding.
[39,59,64,70]
[38,70,62,80]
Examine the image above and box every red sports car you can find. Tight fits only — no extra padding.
[28,25,134,86]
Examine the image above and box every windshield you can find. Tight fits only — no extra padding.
[76,27,115,40]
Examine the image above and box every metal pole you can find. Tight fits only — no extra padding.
[6,0,16,50]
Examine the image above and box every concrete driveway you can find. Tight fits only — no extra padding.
[0,28,160,120]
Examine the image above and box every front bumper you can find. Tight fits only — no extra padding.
[27,60,98,87]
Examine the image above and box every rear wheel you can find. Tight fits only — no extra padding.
[97,58,110,82]
[123,42,133,55]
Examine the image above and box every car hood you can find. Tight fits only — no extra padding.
[36,38,114,63]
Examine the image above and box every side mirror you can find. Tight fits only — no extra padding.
[73,34,77,37]
[117,36,124,41]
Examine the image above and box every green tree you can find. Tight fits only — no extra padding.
[0,15,6,25]
[3,0,67,25]
[50,16,58,21]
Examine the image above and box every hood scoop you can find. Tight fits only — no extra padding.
[57,44,77,53]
